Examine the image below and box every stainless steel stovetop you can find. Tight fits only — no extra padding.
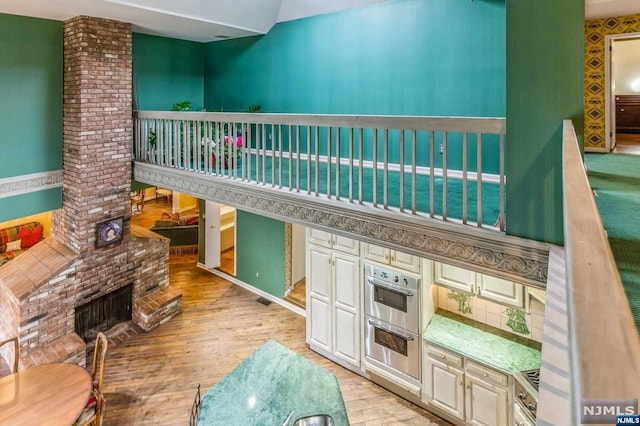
[513,368,539,421]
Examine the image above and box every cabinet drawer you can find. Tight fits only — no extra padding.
[464,359,508,387]
[424,343,463,368]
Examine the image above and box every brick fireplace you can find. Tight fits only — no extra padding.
[0,16,182,369]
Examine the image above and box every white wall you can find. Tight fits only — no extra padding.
[291,224,306,284]
[614,38,640,95]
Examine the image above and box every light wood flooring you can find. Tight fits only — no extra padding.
[103,201,450,425]
[286,279,306,309]
[613,133,640,155]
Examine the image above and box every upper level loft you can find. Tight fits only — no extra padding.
[132,110,550,288]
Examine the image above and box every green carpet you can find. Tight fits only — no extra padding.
[204,155,501,225]
[585,153,640,332]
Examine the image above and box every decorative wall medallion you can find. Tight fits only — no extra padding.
[135,162,551,286]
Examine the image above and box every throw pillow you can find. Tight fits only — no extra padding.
[183,215,199,226]
[19,225,43,249]
[6,240,22,251]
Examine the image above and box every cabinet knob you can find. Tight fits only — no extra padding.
[440,355,446,359]
[328,239,332,246]
[483,373,488,377]
[458,381,463,386]
[465,385,470,390]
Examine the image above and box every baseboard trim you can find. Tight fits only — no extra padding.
[196,262,306,318]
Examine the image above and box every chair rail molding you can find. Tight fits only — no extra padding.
[0,170,64,199]
[135,162,550,286]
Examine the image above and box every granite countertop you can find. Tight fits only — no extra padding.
[198,340,349,426]
[423,310,541,374]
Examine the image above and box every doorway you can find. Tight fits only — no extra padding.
[203,201,236,276]
[285,223,306,309]
[605,33,640,154]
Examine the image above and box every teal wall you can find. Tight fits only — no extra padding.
[0,14,63,220]
[133,33,204,111]
[505,0,584,244]
[203,0,505,172]
[236,210,286,298]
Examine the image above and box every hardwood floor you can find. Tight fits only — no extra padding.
[218,247,235,276]
[285,278,306,309]
[613,133,640,155]
[102,206,450,425]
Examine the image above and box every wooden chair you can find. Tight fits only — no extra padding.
[75,332,108,426]
[130,190,145,214]
[0,336,19,375]
[188,384,201,426]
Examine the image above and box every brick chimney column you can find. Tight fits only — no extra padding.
[53,16,132,254]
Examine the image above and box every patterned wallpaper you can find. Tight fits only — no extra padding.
[585,14,640,150]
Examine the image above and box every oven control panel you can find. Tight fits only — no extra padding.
[365,264,419,291]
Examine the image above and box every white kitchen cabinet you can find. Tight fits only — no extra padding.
[434,262,475,293]
[307,228,359,255]
[433,262,526,310]
[465,375,508,426]
[306,234,361,369]
[477,275,525,309]
[332,253,360,366]
[513,402,535,426]
[423,342,510,426]
[363,243,420,273]
[307,245,332,353]
[424,355,466,420]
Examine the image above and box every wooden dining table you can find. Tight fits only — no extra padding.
[0,363,92,426]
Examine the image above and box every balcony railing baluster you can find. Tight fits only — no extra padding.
[133,111,506,231]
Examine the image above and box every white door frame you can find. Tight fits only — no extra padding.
[204,201,221,269]
[604,32,640,152]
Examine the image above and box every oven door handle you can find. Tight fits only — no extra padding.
[368,319,415,341]
[366,277,415,297]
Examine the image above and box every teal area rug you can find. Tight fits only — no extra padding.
[204,155,501,225]
[585,153,640,332]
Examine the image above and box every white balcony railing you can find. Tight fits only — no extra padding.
[562,120,640,424]
[133,111,506,231]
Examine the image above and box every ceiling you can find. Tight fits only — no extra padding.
[0,0,638,43]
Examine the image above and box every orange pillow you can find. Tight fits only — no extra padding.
[19,225,43,249]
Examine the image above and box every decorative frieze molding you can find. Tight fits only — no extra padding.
[135,163,550,287]
[0,170,63,199]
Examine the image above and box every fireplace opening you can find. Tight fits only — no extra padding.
[75,284,132,342]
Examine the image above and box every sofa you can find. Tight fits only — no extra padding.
[149,215,199,254]
[0,221,43,266]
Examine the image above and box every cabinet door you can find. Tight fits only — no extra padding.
[434,262,475,293]
[332,235,360,255]
[477,274,525,309]
[464,376,508,426]
[513,402,535,426]
[333,253,361,367]
[391,250,421,273]
[307,228,333,248]
[307,246,332,351]
[362,243,389,264]
[423,356,465,420]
